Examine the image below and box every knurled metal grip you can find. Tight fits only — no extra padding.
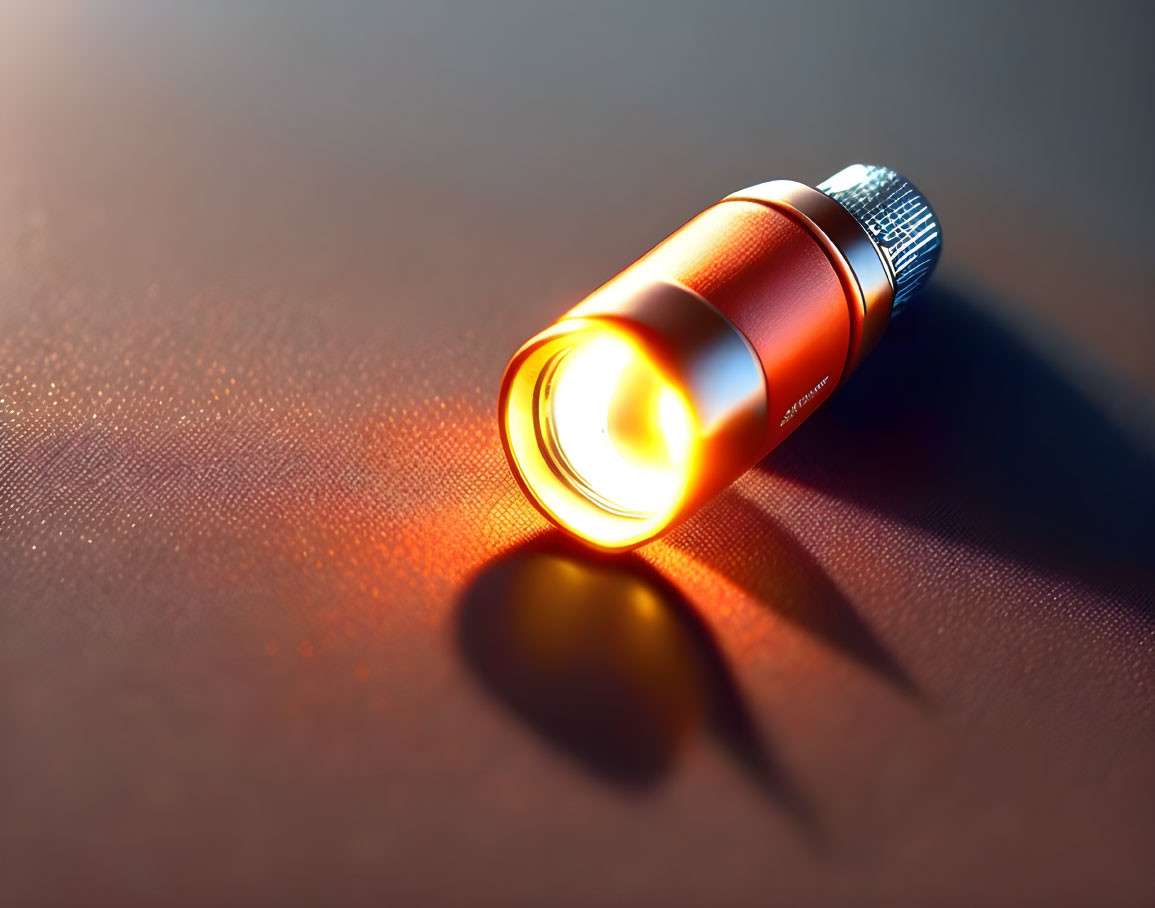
[818,164,942,312]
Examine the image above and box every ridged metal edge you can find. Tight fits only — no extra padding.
[818,164,942,312]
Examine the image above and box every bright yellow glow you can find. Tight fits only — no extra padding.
[545,335,693,518]
[501,320,700,550]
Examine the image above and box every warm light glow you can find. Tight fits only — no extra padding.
[501,321,700,550]
[545,335,693,518]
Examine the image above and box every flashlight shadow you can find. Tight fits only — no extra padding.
[667,491,921,698]
[456,533,820,840]
[760,285,1155,616]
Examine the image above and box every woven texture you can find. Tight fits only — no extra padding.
[1,4,1153,907]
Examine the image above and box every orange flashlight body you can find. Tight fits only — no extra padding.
[500,169,938,550]
[588,182,893,458]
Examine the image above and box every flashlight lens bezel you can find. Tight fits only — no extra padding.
[500,318,700,550]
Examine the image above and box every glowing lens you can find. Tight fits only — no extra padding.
[541,335,694,519]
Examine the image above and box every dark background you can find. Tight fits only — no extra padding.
[1,2,1153,905]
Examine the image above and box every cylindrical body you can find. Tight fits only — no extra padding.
[580,181,893,455]
[499,167,940,551]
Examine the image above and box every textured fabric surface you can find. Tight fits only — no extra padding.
[1,3,1153,906]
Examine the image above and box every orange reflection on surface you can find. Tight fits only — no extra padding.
[0,285,548,654]
[0,267,889,698]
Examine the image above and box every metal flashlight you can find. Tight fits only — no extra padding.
[499,164,942,551]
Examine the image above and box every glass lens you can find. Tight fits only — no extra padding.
[544,335,693,518]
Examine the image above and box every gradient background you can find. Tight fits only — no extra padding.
[1,2,1153,905]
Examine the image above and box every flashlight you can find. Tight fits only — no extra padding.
[499,164,942,551]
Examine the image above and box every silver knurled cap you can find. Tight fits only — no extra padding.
[817,164,942,312]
